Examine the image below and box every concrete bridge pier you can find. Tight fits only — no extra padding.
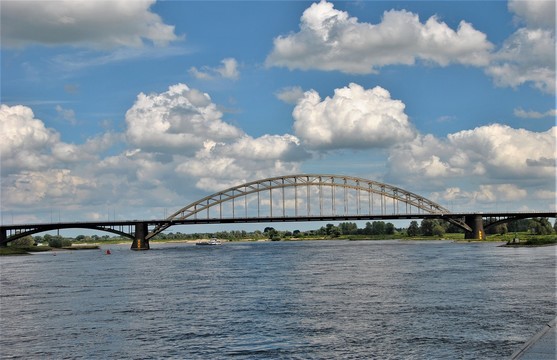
[131,222,150,250]
[0,229,7,248]
[464,214,485,240]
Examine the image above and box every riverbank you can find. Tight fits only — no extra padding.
[0,244,100,256]
[3,234,554,255]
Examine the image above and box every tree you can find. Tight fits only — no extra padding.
[420,219,436,236]
[370,221,386,235]
[263,227,279,240]
[528,218,553,235]
[385,222,395,235]
[363,222,373,235]
[486,223,508,235]
[445,221,464,233]
[339,222,358,235]
[507,219,530,232]
[325,224,340,237]
[407,221,420,237]
[11,236,35,248]
[432,224,445,237]
[48,236,72,248]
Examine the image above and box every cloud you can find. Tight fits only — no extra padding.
[50,46,189,72]
[448,124,556,179]
[189,58,240,80]
[125,83,244,154]
[0,103,119,176]
[55,105,77,125]
[122,83,312,194]
[1,104,60,172]
[533,189,557,200]
[485,0,556,94]
[1,83,313,220]
[514,108,557,119]
[486,28,555,93]
[292,83,416,150]
[387,124,557,185]
[387,133,463,181]
[176,134,310,192]
[0,0,179,49]
[508,0,556,29]
[265,0,554,95]
[275,86,305,104]
[2,169,96,206]
[430,183,528,205]
[266,0,492,73]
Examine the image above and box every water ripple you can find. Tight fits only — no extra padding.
[1,240,555,359]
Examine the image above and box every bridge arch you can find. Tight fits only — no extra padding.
[3,224,135,244]
[483,214,550,232]
[148,174,455,239]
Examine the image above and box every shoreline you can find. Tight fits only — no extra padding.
[3,237,554,256]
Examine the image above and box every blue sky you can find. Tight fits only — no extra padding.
[1,0,555,230]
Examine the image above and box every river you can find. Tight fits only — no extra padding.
[0,240,555,359]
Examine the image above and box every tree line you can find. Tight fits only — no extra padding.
[8,217,557,247]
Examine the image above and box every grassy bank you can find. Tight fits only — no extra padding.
[0,247,31,256]
[0,244,100,256]
[0,246,53,256]
[484,232,556,246]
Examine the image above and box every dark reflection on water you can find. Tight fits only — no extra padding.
[1,240,555,359]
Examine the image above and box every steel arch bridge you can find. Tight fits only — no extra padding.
[2,174,554,249]
[147,174,465,240]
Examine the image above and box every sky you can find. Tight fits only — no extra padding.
[1,0,556,232]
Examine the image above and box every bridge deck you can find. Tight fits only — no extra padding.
[2,211,555,230]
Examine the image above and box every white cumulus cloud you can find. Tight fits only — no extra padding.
[0,104,59,171]
[2,169,96,206]
[266,0,493,73]
[508,0,556,29]
[176,134,309,192]
[0,0,179,49]
[125,83,244,154]
[448,124,556,179]
[486,28,555,93]
[486,0,556,94]
[292,83,416,150]
[388,124,557,183]
[189,58,240,80]
[275,86,305,104]
[1,104,123,174]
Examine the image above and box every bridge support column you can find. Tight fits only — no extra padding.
[464,215,485,240]
[0,229,7,248]
[131,222,150,250]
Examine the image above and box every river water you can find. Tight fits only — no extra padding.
[1,240,555,359]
